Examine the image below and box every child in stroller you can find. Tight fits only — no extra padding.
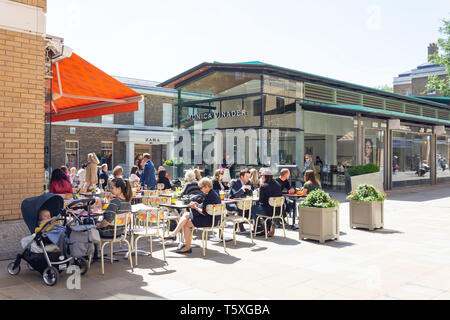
[7,193,97,286]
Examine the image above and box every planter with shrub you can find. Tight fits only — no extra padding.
[347,184,385,231]
[345,163,383,194]
[163,158,185,179]
[298,189,340,243]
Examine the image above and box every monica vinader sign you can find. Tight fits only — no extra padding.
[187,109,248,121]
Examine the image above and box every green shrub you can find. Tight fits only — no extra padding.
[347,163,379,176]
[299,189,339,208]
[164,158,185,166]
[347,184,386,202]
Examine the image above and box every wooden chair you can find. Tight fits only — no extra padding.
[132,207,166,265]
[254,197,286,239]
[100,212,133,275]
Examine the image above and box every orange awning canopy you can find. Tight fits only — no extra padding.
[50,52,141,122]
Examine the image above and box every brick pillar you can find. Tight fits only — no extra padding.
[0,0,47,221]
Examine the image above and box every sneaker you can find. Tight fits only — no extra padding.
[268,226,275,237]
[176,248,192,254]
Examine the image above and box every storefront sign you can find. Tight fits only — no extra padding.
[187,109,248,121]
[145,137,161,143]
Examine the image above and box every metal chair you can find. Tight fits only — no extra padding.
[132,207,166,265]
[202,203,227,256]
[100,211,133,275]
[254,197,286,239]
[224,199,254,245]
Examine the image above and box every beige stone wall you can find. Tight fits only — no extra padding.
[0,0,46,221]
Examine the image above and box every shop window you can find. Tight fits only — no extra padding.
[436,136,450,183]
[102,114,114,124]
[135,101,145,126]
[101,141,113,170]
[65,140,79,169]
[163,103,172,127]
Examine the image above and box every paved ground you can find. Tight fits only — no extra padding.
[1,186,450,300]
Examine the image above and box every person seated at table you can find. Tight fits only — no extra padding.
[301,169,321,196]
[253,168,282,237]
[249,168,259,190]
[129,165,141,188]
[157,168,172,190]
[96,178,132,238]
[226,168,261,233]
[99,164,109,190]
[212,169,229,194]
[180,170,201,197]
[107,166,123,191]
[275,168,295,223]
[50,168,73,195]
[193,168,202,181]
[166,177,221,254]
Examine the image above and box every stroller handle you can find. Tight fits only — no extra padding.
[66,198,96,209]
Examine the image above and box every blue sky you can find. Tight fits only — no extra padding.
[47,0,449,88]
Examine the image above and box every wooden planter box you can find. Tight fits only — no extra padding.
[350,172,384,193]
[349,200,384,231]
[298,206,339,243]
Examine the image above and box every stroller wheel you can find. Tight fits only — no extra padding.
[7,262,20,275]
[42,266,59,286]
[74,257,88,275]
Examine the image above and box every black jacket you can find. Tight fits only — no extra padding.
[212,179,229,192]
[275,177,291,193]
[157,176,172,190]
[259,180,282,216]
[229,178,252,199]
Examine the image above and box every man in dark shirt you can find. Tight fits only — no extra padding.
[275,169,295,226]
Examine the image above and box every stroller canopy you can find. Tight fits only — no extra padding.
[21,193,64,233]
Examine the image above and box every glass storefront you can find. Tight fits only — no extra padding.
[392,124,432,186]
[436,135,450,183]
[169,69,450,189]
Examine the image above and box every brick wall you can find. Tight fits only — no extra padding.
[412,75,448,97]
[0,1,46,221]
[393,83,412,96]
[144,94,173,126]
[50,125,119,169]
[11,0,46,12]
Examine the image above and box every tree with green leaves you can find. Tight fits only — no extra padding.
[426,18,450,97]
[375,85,393,93]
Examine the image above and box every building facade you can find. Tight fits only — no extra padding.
[394,43,447,97]
[49,76,179,176]
[159,61,450,190]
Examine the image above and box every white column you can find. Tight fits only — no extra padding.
[325,135,337,165]
[166,142,174,160]
[125,141,135,177]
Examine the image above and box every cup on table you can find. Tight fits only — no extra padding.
[219,191,225,200]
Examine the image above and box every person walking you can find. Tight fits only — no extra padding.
[140,153,157,190]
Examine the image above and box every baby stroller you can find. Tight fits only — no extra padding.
[7,193,96,286]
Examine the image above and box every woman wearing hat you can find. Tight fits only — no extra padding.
[253,168,282,237]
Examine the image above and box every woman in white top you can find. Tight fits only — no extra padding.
[129,165,141,188]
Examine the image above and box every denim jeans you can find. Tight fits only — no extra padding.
[252,205,273,230]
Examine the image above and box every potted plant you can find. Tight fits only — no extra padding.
[345,163,383,194]
[347,184,386,231]
[298,189,340,243]
[163,158,185,179]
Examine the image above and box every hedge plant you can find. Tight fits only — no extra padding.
[299,189,339,208]
[347,163,379,176]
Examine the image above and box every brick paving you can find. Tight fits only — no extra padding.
[1,186,450,300]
